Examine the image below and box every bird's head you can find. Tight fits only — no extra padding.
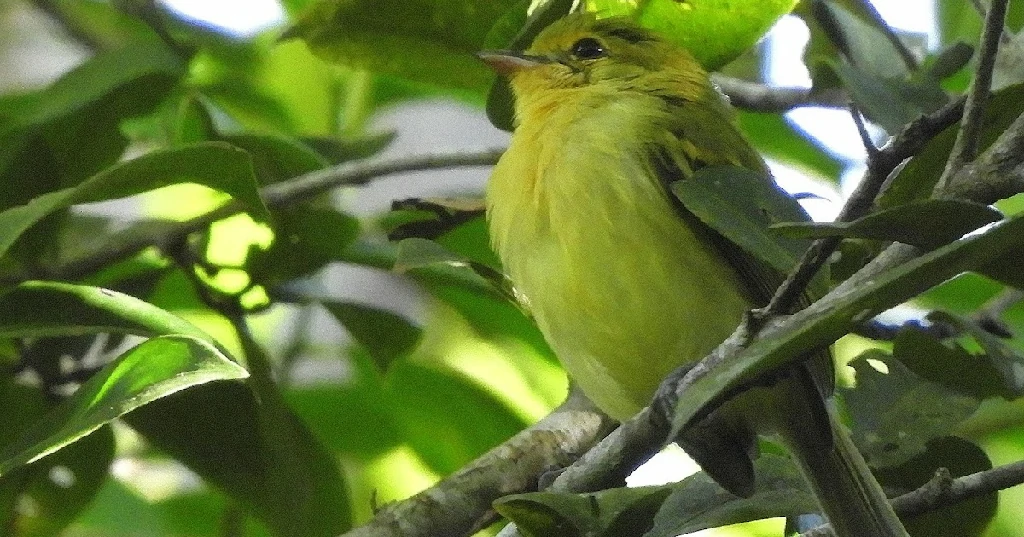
[479,12,707,102]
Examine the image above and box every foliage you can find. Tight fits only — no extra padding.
[0,0,1023,536]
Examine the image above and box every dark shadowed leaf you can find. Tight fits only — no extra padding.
[772,199,1002,248]
[840,351,977,468]
[927,311,1024,397]
[497,485,671,537]
[671,165,812,275]
[893,327,1017,400]
[876,436,996,537]
[323,301,423,372]
[250,207,360,285]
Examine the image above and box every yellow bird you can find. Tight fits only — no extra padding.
[480,12,906,537]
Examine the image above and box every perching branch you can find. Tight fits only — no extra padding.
[341,387,616,537]
[711,74,849,112]
[24,149,504,283]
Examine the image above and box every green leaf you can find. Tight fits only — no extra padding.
[0,40,182,132]
[738,112,843,181]
[285,379,402,459]
[671,165,812,276]
[582,0,799,71]
[387,361,528,475]
[840,351,978,468]
[879,84,1024,209]
[220,133,328,185]
[323,301,423,372]
[284,0,522,94]
[826,58,948,133]
[669,212,1024,440]
[0,334,247,475]
[0,281,213,341]
[772,199,1002,249]
[927,311,1024,397]
[0,142,268,261]
[249,207,360,285]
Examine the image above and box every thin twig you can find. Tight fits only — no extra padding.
[936,0,1010,188]
[850,105,880,159]
[20,150,504,283]
[711,75,849,112]
[763,96,967,315]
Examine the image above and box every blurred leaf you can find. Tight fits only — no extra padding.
[809,0,909,80]
[221,133,328,184]
[0,41,182,134]
[0,335,247,475]
[671,165,812,276]
[738,112,843,181]
[841,351,977,468]
[301,131,397,164]
[827,58,948,133]
[772,199,1002,248]
[125,379,350,537]
[11,426,115,537]
[925,41,974,81]
[879,84,1024,209]
[250,207,360,286]
[285,0,522,94]
[285,374,402,459]
[387,361,527,474]
[893,327,1015,400]
[875,436,996,537]
[323,301,423,372]
[0,142,268,261]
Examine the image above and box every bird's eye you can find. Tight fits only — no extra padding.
[570,37,606,59]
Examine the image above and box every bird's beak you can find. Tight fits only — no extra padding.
[476,50,550,76]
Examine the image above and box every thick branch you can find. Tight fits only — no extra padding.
[711,75,848,113]
[342,388,615,537]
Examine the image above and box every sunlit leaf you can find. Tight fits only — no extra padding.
[0,143,268,261]
[0,335,247,475]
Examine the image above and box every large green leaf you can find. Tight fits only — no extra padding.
[0,334,247,475]
[0,142,268,261]
[284,0,522,94]
[581,0,799,70]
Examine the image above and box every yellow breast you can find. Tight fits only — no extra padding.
[486,92,752,420]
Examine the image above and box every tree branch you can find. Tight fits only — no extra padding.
[23,150,504,283]
[711,74,848,113]
[341,388,616,537]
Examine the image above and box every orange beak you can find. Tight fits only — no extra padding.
[476,50,551,77]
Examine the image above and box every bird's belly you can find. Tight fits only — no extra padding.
[493,177,752,420]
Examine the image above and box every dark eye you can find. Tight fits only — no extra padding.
[570,37,606,59]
